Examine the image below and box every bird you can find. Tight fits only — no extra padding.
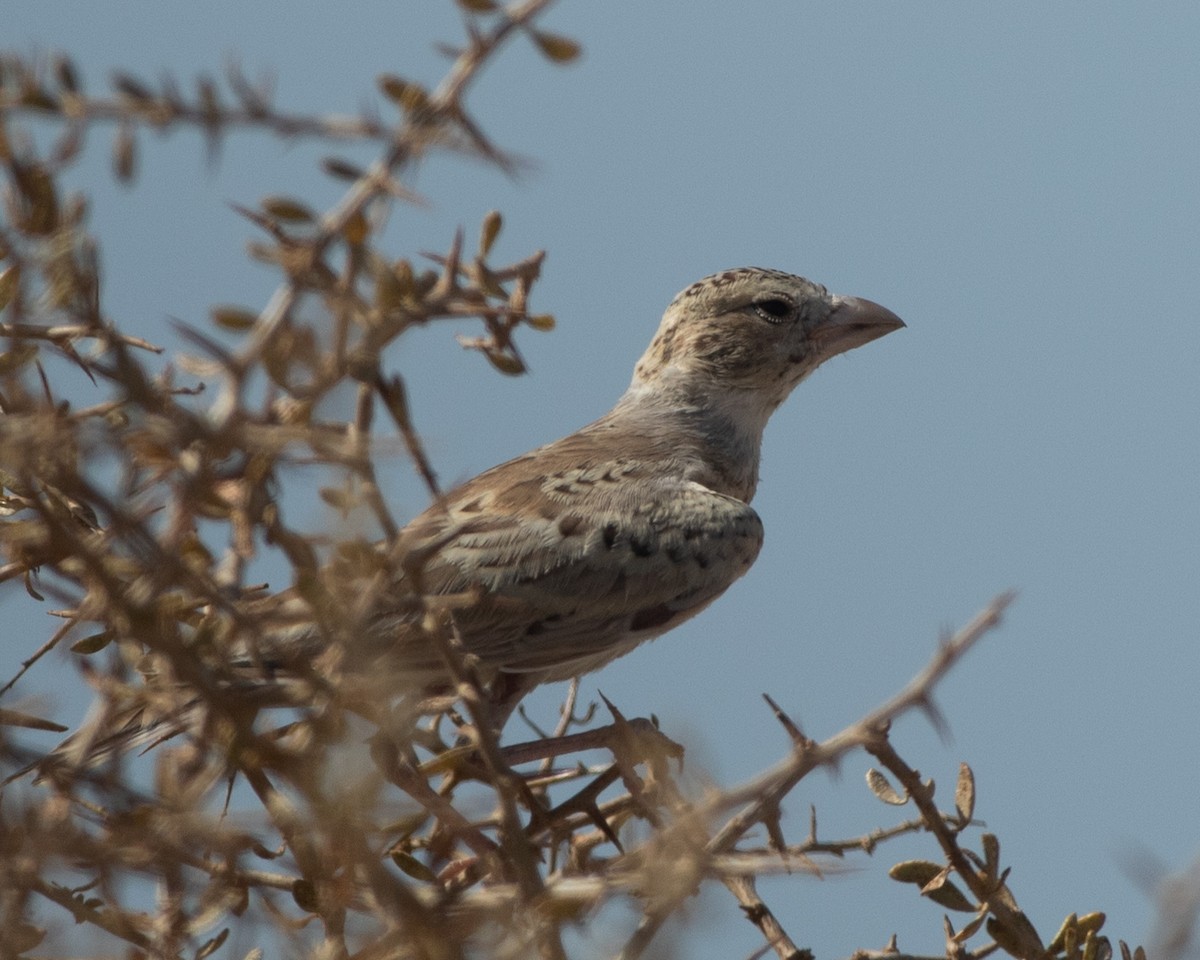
[46,267,904,772]
[263,266,905,724]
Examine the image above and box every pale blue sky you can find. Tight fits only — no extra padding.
[6,2,1200,956]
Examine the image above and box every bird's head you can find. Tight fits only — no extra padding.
[629,267,904,419]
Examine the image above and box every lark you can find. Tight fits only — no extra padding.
[266,267,905,720]
[42,267,904,777]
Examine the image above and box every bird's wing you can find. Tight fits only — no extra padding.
[386,456,764,678]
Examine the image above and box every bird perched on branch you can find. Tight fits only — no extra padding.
[48,267,904,771]
[294,267,904,722]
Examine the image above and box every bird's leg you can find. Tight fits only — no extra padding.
[487,671,542,730]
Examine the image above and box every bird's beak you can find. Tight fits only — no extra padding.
[812,295,905,359]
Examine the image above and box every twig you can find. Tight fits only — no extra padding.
[708,593,1016,855]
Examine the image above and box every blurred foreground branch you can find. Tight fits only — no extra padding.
[0,3,1153,959]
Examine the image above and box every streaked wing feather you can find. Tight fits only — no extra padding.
[399,463,763,678]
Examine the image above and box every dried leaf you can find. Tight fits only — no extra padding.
[981,832,1000,875]
[211,306,259,331]
[20,86,59,113]
[0,708,69,732]
[378,74,430,112]
[179,531,215,569]
[322,157,365,181]
[6,922,44,954]
[921,864,953,892]
[0,264,20,312]
[456,0,498,11]
[1051,913,1107,953]
[986,916,1027,958]
[291,879,318,913]
[53,55,80,94]
[953,912,989,943]
[890,862,976,912]
[485,350,526,376]
[923,875,976,913]
[526,313,556,331]
[113,123,136,183]
[530,30,582,64]
[261,195,315,223]
[111,71,154,103]
[955,761,975,824]
[0,342,40,375]
[417,744,477,776]
[12,161,59,234]
[866,767,907,805]
[71,631,114,655]
[392,259,415,298]
[343,209,369,246]
[479,209,502,257]
[195,928,230,960]
[889,859,944,885]
[319,486,357,513]
[390,850,439,883]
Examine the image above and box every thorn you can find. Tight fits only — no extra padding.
[584,799,624,852]
[597,690,626,725]
[919,694,952,743]
[762,692,807,746]
[431,228,463,299]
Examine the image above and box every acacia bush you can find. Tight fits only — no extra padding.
[0,3,1146,958]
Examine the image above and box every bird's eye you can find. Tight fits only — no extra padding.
[753,298,794,322]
